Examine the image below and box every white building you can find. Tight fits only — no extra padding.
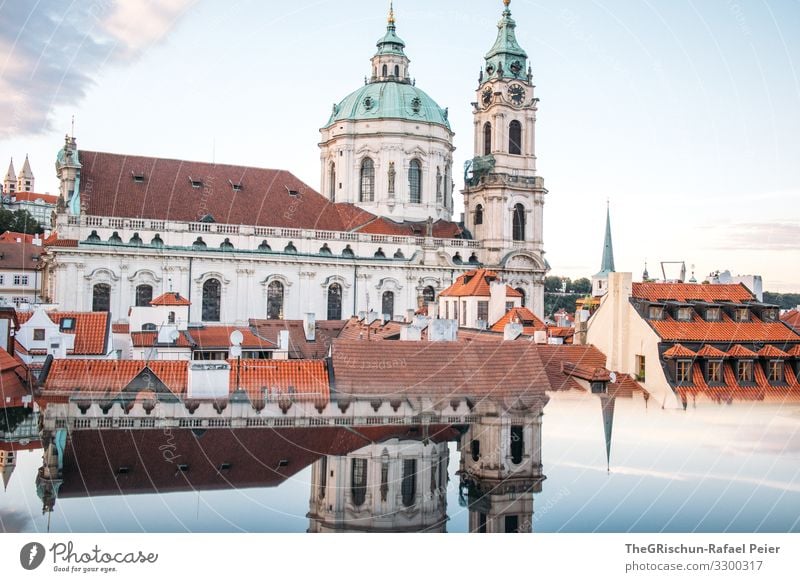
[707,270,763,301]
[40,3,548,326]
[0,239,43,308]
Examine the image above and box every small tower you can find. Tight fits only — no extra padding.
[592,203,615,297]
[56,134,82,214]
[3,158,16,194]
[17,155,34,192]
[0,447,16,492]
[462,0,547,317]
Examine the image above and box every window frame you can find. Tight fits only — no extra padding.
[737,359,754,383]
[706,359,723,384]
[508,120,522,155]
[676,359,692,384]
[408,159,422,204]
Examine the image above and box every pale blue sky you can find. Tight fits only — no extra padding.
[1,0,798,290]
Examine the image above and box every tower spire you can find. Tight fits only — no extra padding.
[600,203,615,274]
[388,1,395,25]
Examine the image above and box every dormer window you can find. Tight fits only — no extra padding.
[767,360,784,383]
[737,360,754,383]
[733,307,749,322]
[676,307,693,322]
[761,308,778,322]
[648,306,665,320]
[706,307,722,322]
[59,318,75,331]
[189,177,203,189]
[706,360,723,384]
[676,359,692,384]
[229,180,242,192]
[131,172,145,183]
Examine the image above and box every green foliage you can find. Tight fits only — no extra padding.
[569,277,592,294]
[0,208,44,235]
[763,292,800,311]
[544,293,582,318]
[0,407,32,434]
[544,276,564,293]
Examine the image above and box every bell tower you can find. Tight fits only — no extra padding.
[462,0,547,317]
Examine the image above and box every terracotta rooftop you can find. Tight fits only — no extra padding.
[111,323,130,334]
[6,191,57,204]
[674,359,800,402]
[188,326,276,350]
[439,269,523,298]
[0,240,44,270]
[782,309,800,331]
[632,282,755,303]
[646,311,800,343]
[150,292,191,306]
[76,150,463,237]
[695,344,728,358]
[490,307,547,334]
[0,231,36,244]
[726,344,759,358]
[757,344,790,358]
[130,331,193,348]
[0,348,29,407]
[16,311,110,355]
[663,344,696,358]
[250,319,347,358]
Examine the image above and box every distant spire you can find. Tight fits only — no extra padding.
[642,260,650,281]
[388,1,395,25]
[19,154,33,179]
[599,202,615,274]
[4,158,15,182]
[600,395,616,473]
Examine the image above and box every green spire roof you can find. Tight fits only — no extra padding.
[596,203,615,276]
[375,3,406,56]
[484,0,528,80]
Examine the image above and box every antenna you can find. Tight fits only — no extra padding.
[229,330,243,346]
[70,115,74,138]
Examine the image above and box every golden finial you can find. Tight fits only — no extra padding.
[388,1,395,25]
[503,0,511,7]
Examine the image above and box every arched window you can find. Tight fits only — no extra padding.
[422,286,436,305]
[360,158,375,202]
[512,203,526,241]
[168,311,176,324]
[475,204,484,225]
[135,284,153,307]
[382,64,387,77]
[436,166,442,203]
[515,287,526,307]
[509,120,522,155]
[408,159,422,204]
[401,459,417,507]
[382,291,395,320]
[483,122,492,155]
[319,456,328,499]
[328,162,336,202]
[394,64,399,77]
[92,283,111,312]
[351,458,367,506]
[267,281,284,320]
[202,278,221,322]
[327,283,342,320]
[142,323,157,331]
[510,425,524,464]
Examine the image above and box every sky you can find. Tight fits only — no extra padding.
[1,0,798,291]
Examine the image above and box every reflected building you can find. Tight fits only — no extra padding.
[308,437,451,533]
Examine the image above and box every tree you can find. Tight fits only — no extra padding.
[544,276,564,293]
[569,277,592,294]
[0,208,44,235]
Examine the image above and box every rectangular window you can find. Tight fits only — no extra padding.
[648,306,664,320]
[505,301,514,312]
[707,360,723,384]
[761,309,777,322]
[461,301,467,326]
[0,275,4,285]
[734,308,749,322]
[13,275,29,286]
[12,296,28,307]
[737,360,753,383]
[676,360,692,383]
[767,360,784,383]
[477,301,489,322]
[33,329,45,341]
[676,307,693,321]
[445,301,449,319]
[510,425,524,464]
[504,515,520,533]
[706,307,721,322]
[635,355,646,381]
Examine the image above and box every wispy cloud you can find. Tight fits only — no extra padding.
[0,0,196,138]
[705,221,800,251]
[0,508,33,533]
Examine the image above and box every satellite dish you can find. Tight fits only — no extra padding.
[229,330,244,346]
[230,345,242,359]
[609,372,617,384]
[169,329,180,342]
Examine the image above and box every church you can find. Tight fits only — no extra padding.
[41,1,549,326]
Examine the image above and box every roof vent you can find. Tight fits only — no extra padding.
[229,180,242,192]
[131,172,145,183]
[285,186,299,197]
[188,177,203,188]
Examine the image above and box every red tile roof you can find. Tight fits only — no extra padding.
[0,348,29,407]
[647,312,800,342]
[233,359,329,400]
[76,151,463,238]
[663,343,696,358]
[130,331,193,348]
[788,345,800,357]
[16,311,110,355]
[439,269,522,298]
[696,344,728,358]
[356,216,462,238]
[111,323,130,334]
[150,292,191,306]
[781,309,800,330]
[490,307,547,334]
[632,282,755,303]
[7,191,57,204]
[0,240,44,270]
[0,232,35,244]
[188,326,275,349]
[726,344,758,358]
[250,319,347,358]
[758,344,790,358]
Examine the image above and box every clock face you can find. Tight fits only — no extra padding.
[508,84,525,106]
[482,87,493,106]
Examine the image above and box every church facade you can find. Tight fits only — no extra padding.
[41,1,548,326]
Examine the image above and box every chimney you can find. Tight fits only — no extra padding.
[488,280,506,327]
[32,234,42,247]
[366,310,380,325]
[187,362,231,399]
[426,301,436,318]
[303,312,316,341]
[157,324,179,345]
[400,325,422,341]
[533,330,547,344]
[279,329,290,352]
[429,319,457,342]
[406,309,415,322]
[504,322,523,341]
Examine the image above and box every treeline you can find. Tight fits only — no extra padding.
[0,208,44,235]
[543,276,591,318]
[763,292,800,311]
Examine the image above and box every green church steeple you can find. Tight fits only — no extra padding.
[483,0,529,81]
[597,202,615,276]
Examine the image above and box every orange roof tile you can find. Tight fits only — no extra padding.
[490,307,547,334]
[189,326,276,349]
[233,359,330,400]
[8,191,57,204]
[150,292,191,306]
[111,323,130,334]
[757,344,790,358]
[440,269,521,298]
[782,309,800,330]
[647,312,800,342]
[696,345,728,358]
[16,311,110,355]
[632,282,754,303]
[727,344,758,358]
[788,345,800,357]
[663,343,696,358]
[130,331,193,348]
[42,360,188,393]
[0,231,35,244]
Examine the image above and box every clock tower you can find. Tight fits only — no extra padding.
[463,0,547,317]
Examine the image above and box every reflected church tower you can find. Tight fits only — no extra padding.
[458,396,547,533]
[308,438,450,532]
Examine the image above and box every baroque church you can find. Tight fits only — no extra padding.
[42,1,548,325]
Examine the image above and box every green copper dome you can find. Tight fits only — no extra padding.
[327,82,450,129]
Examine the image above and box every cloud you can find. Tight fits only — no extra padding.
[706,221,800,251]
[0,508,33,533]
[0,0,195,138]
